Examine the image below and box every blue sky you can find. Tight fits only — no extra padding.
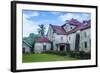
[23,10,91,37]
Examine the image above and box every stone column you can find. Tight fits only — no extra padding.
[64,45,66,51]
[58,45,60,51]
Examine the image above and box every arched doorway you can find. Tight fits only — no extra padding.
[60,45,65,51]
[75,34,80,51]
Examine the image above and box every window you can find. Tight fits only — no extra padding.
[84,42,87,48]
[70,27,72,29]
[64,25,67,31]
[61,37,63,40]
[43,45,46,51]
[84,32,87,37]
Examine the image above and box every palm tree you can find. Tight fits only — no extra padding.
[38,24,45,37]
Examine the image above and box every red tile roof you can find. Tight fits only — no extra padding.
[83,20,91,25]
[36,37,51,43]
[66,25,82,35]
[66,18,82,26]
[66,24,91,35]
[50,24,67,35]
[80,23,91,30]
[50,19,90,35]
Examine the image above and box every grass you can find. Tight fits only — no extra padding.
[22,53,79,63]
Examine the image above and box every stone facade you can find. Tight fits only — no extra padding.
[34,19,91,53]
[47,19,91,53]
[34,42,51,53]
[34,37,51,53]
[80,28,91,53]
[22,41,32,53]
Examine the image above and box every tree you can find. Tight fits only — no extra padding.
[28,33,40,53]
[23,33,40,53]
[38,24,45,37]
[31,41,35,53]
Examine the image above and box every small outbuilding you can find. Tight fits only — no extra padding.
[22,40,32,54]
[34,37,51,53]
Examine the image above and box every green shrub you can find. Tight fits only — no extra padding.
[45,50,67,56]
[45,50,91,59]
[65,51,91,59]
[79,51,91,59]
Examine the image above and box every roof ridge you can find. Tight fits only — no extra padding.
[23,40,32,47]
[36,37,51,43]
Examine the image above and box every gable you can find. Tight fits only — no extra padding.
[23,40,32,48]
[50,24,67,35]
[36,37,51,43]
[63,23,76,32]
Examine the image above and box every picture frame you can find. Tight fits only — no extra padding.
[11,1,98,72]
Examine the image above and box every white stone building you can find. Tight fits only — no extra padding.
[34,19,91,53]
[47,19,91,53]
[22,40,32,53]
[34,37,51,53]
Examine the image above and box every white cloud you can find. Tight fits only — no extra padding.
[50,12,61,15]
[59,13,90,22]
[24,11,39,19]
[23,13,39,37]
[31,12,39,16]
[23,11,51,37]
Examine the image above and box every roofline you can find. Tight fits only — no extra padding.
[46,24,53,36]
[80,26,91,31]
[50,24,67,35]
[47,23,90,35]
[35,41,51,43]
[49,24,56,33]
[23,40,32,48]
[66,26,90,35]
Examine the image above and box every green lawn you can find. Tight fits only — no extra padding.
[22,53,79,63]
